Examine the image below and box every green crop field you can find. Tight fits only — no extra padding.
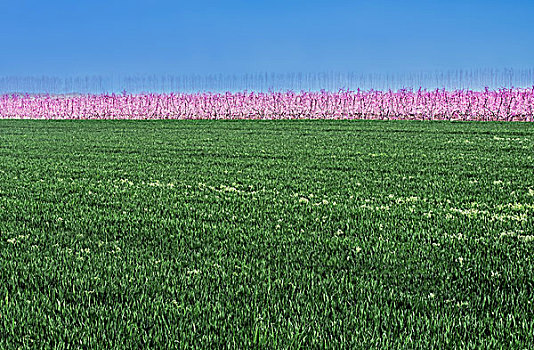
[0,120,533,349]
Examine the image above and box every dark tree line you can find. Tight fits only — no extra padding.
[1,68,533,94]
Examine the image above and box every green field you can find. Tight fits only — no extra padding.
[0,120,533,349]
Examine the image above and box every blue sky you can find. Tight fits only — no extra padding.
[1,0,533,77]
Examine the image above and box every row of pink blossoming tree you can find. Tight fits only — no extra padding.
[1,87,533,121]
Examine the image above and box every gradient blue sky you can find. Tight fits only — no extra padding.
[1,0,533,77]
